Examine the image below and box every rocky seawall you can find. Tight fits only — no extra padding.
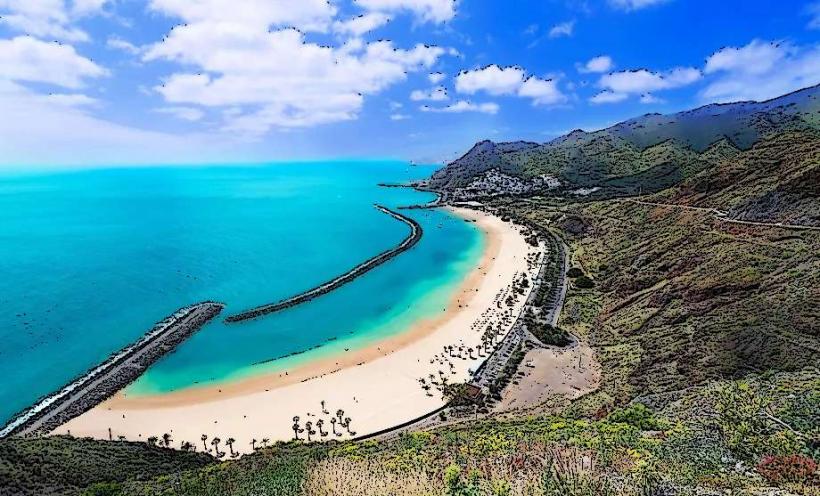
[225,205,422,323]
[0,302,224,438]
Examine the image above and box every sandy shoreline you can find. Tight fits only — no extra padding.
[54,207,543,454]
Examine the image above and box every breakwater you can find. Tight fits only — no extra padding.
[0,302,224,438]
[225,205,422,323]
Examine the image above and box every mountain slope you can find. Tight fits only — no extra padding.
[655,130,820,226]
[428,84,820,194]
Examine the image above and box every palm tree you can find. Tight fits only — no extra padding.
[108,427,112,441]
[261,438,270,448]
[162,432,173,448]
[201,434,208,452]
[250,438,257,451]
[330,417,339,436]
[343,417,353,435]
[305,421,315,442]
[320,400,328,414]
[316,419,327,437]
[335,409,345,424]
[292,416,302,441]
[226,437,236,457]
[180,441,194,452]
[147,436,158,447]
[117,435,126,442]
[211,437,222,458]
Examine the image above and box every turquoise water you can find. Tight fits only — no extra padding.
[0,162,483,424]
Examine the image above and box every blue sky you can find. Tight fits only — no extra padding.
[1,0,819,167]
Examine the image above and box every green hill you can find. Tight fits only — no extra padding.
[427,84,820,196]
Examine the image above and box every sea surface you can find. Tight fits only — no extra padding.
[0,162,483,425]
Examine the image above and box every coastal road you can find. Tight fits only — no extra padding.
[625,199,820,232]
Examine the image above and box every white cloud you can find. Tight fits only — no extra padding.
[639,93,663,104]
[701,40,820,103]
[72,0,109,16]
[0,36,107,88]
[354,0,456,24]
[410,86,448,101]
[0,80,235,166]
[155,106,206,121]
[390,113,410,120]
[578,55,614,73]
[144,8,447,135]
[43,92,99,107]
[421,100,499,114]
[428,71,445,84]
[106,36,142,55]
[598,67,700,96]
[455,65,567,106]
[148,0,337,32]
[332,13,391,36]
[0,0,85,41]
[518,77,566,105]
[808,2,820,29]
[455,65,526,95]
[548,20,574,39]
[609,0,670,11]
[589,90,628,104]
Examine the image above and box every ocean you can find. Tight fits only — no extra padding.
[0,162,483,425]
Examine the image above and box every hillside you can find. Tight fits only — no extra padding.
[427,84,820,196]
[655,130,820,226]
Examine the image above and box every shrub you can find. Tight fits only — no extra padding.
[606,403,663,431]
[567,267,584,278]
[574,276,595,289]
[82,482,122,496]
[530,322,572,347]
[756,454,817,483]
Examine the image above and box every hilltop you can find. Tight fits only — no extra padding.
[427,84,820,200]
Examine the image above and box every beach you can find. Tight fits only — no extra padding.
[53,207,542,454]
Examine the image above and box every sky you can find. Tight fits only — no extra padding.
[1,0,819,168]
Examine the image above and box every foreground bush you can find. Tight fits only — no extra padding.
[756,454,817,484]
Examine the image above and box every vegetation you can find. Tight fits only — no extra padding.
[4,89,820,496]
[3,370,816,495]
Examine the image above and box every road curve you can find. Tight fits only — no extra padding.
[224,205,423,323]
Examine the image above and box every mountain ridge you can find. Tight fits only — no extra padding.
[427,84,820,194]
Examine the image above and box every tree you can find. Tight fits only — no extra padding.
[317,419,327,437]
[292,416,302,441]
[343,417,354,435]
[305,421,315,442]
[211,437,223,458]
[250,438,257,451]
[261,438,270,448]
[567,267,584,278]
[321,400,328,414]
[336,409,345,424]
[180,441,194,452]
[201,434,208,452]
[574,275,594,288]
[162,432,173,448]
[330,417,339,436]
[225,437,236,457]
[147,436,158,447]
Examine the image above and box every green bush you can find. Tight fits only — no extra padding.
[82,482,122,496]
[574,276,595,289]
[606,403,663,431]
[567,267,584,278]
